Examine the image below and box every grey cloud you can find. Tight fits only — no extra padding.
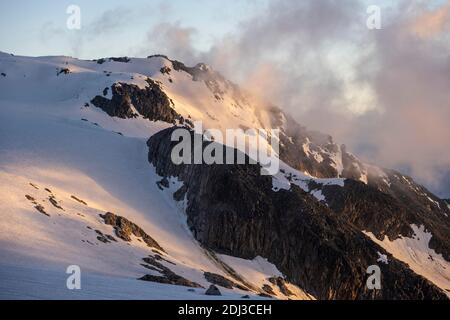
[141,0,450,197]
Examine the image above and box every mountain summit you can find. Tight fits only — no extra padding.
[0,53,448,299]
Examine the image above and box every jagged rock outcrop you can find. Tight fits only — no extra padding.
[146,127,448,300]
[95,57,130,64]
[140,256,202,288]
[268,277,293,296]
[91,78,183,124]
[274,109,450,263]
[205,285,221,296]
[320,180,450,261]
[203,272,248,291]
[100,212,165,252]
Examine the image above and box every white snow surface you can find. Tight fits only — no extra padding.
[0,53,313,299]
[217,255,314,300]
[1,52,446,300]
[364,225,450,296]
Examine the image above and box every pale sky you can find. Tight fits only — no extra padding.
[1,0,450,197]
[0,0,268,59]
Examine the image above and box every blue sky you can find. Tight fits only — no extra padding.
[0,0,267,59]
[0,0,447,58]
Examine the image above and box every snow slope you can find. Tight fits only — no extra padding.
[364,226,450,295]
[0,52,310,299]
[1,52,447,299]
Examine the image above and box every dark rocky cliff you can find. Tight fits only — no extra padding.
[322,180,450,261]
[91,78,185,124]
[146,127,447,300]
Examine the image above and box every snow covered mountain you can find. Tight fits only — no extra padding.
[0,52,448,299]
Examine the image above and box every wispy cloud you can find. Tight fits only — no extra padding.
[138,0,450,197]
[409,3,450,38]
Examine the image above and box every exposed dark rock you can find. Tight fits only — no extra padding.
[140,273,201,288]
[146,127,448,300]
[205,285,221,296]
[147,55,251,112]
[105,234,117,242]
[71,195,87,205]
[262,284,275,296]
[100,212,165,252]
[140,256,202,288]
[268,277,293,296]
[97,235,110,244]
[34,204,49,217]
[153,254,176,265]
[173,184,188,201]
[139,275,171,285]
[322,180,450,262]
[48,196,64,211]
[56,68,70,76]
[95,57,130,64]
[25,195,35,202]
[277,114,450,263]
[29,183,39,190]
[91,79,183,124]
[1,72,6,77]
[278,116,340,179]
[204,272,239,290]
[44,188,52,193]
[103,87,109,96]
[156,177,170,190]
[160,66,171,75]
[241,295,250,299]
[93,229,117,243]
[140,263,160,272]
[202,249,256,291]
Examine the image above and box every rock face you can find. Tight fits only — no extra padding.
[271,109,450,255]
[95,57,131,64]
[91,78,183,124]
[268,277,293,296]
[203,272,248,291]
[205,285,222,296]
[100,212,165,252]
[262,284,275,296]
[147,127,448,300]
[140,256,202,288]
[321,180,450,261]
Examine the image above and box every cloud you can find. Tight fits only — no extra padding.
[353,2,450,196]
[89,7,135,35]
[409,3,450,38]
[144,22,198,63]
[40,0,443,197]
[141,0,450,197]
[39,4,158,58]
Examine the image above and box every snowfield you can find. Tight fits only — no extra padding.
[0,52,311,300]
[364,226,450,294]
[1,52,448,299]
